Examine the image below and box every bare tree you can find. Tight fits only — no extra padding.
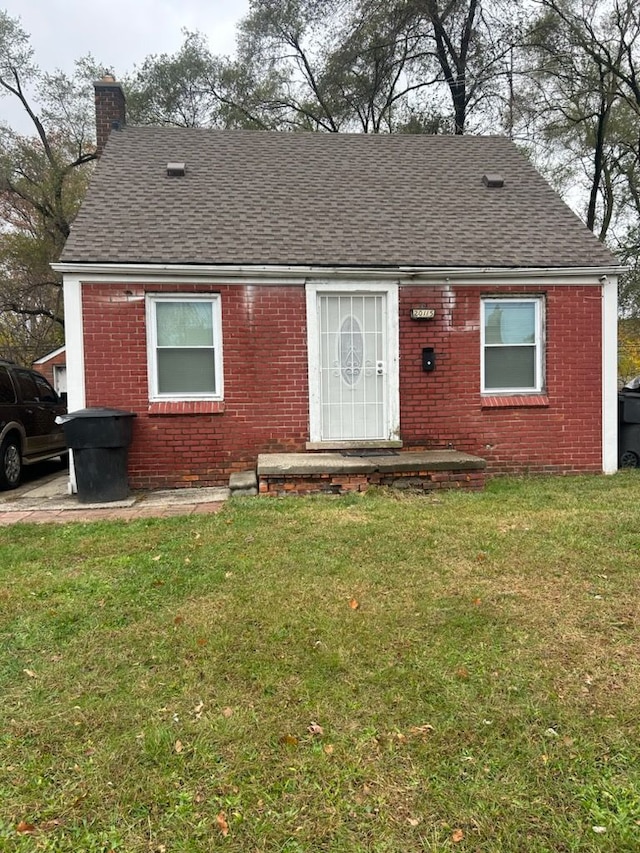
[0,12,99,363]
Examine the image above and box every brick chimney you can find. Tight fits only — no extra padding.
[94,74,126,157]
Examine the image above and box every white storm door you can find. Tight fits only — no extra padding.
[317,293,388,441]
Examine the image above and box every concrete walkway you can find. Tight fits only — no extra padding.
[0,470,229,525]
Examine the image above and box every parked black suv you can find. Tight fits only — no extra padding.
[0,360,67,489]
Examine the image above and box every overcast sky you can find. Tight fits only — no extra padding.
[1,0,250,132]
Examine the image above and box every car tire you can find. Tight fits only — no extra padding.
[0,437,22,490]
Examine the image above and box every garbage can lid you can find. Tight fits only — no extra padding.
[65,407,137,418]
[623,376,640,391]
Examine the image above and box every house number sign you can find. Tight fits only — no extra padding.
[410,308,436,320]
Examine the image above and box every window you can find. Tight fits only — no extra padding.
[0,367,16,404]
[14,369,39,403]
[147,295,223,400]
[33,374,59,403]
[481,297,544,393]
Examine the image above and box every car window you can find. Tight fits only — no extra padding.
[0,367,16,404]
[14,370,39,403]
[33,374,58,403]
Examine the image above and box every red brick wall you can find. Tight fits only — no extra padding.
[81,280,602,488]
[399,284,602,474]
[82,282,309,489]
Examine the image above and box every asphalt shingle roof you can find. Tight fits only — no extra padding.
[61,127,618,269]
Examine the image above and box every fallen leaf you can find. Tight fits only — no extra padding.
[174,616,184,626]
[349,598,360,610]
[222,706,233,718]
[16,821,36,834]
[39,819,63,831]
[152,555,161,561]
[408,817,421,827]
[323,744,334,755]
[174,740,184,754]
[196,637,207,646]
[308,722,324,735]
[216,811,229,837]
[473,597,482,605]
[409,724,435,735]
[452,828,464,842]
[23,669,37,678]
[592,826,607,834]
[455,667,469,680]
[151,580,165,588]
[279,734,299,746]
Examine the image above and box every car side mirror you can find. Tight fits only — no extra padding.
[59,392,68,407]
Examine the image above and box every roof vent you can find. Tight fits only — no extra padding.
[167,162,186,177]
[482,173,504,188]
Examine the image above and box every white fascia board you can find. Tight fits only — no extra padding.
[52,261,625,287]
[33,344,66,363]
[400,266,626,286]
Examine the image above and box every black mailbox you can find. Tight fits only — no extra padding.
[422,347,436,372]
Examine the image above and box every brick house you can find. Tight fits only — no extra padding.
[32,346,67,396]
[53,79,621,493]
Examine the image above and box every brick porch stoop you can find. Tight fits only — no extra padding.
[257,450,487,497]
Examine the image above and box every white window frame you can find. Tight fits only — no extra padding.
[146,293,224,401]
[481,296,544,394]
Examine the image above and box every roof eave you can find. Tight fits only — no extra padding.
[52,261,625,284]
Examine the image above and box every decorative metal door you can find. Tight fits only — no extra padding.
[317,293,387,440]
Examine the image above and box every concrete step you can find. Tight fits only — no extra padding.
[257,450,486,496]
[229,469,258,497]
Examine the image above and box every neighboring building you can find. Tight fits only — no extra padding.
[32,346,67,396]
[53,78,622,492]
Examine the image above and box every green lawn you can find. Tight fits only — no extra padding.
[1,475,640,852]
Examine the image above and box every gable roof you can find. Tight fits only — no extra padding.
[61,127,618,269]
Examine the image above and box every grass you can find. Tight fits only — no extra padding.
[1,474,640,851]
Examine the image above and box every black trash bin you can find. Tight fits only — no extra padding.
[618,377,640,468]
[60,408,136,502]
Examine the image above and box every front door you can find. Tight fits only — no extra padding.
[308,286,398,443]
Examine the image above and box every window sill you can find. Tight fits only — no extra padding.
[481,394,549,408]
[148,401,226,416]
[306,440,403,450]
